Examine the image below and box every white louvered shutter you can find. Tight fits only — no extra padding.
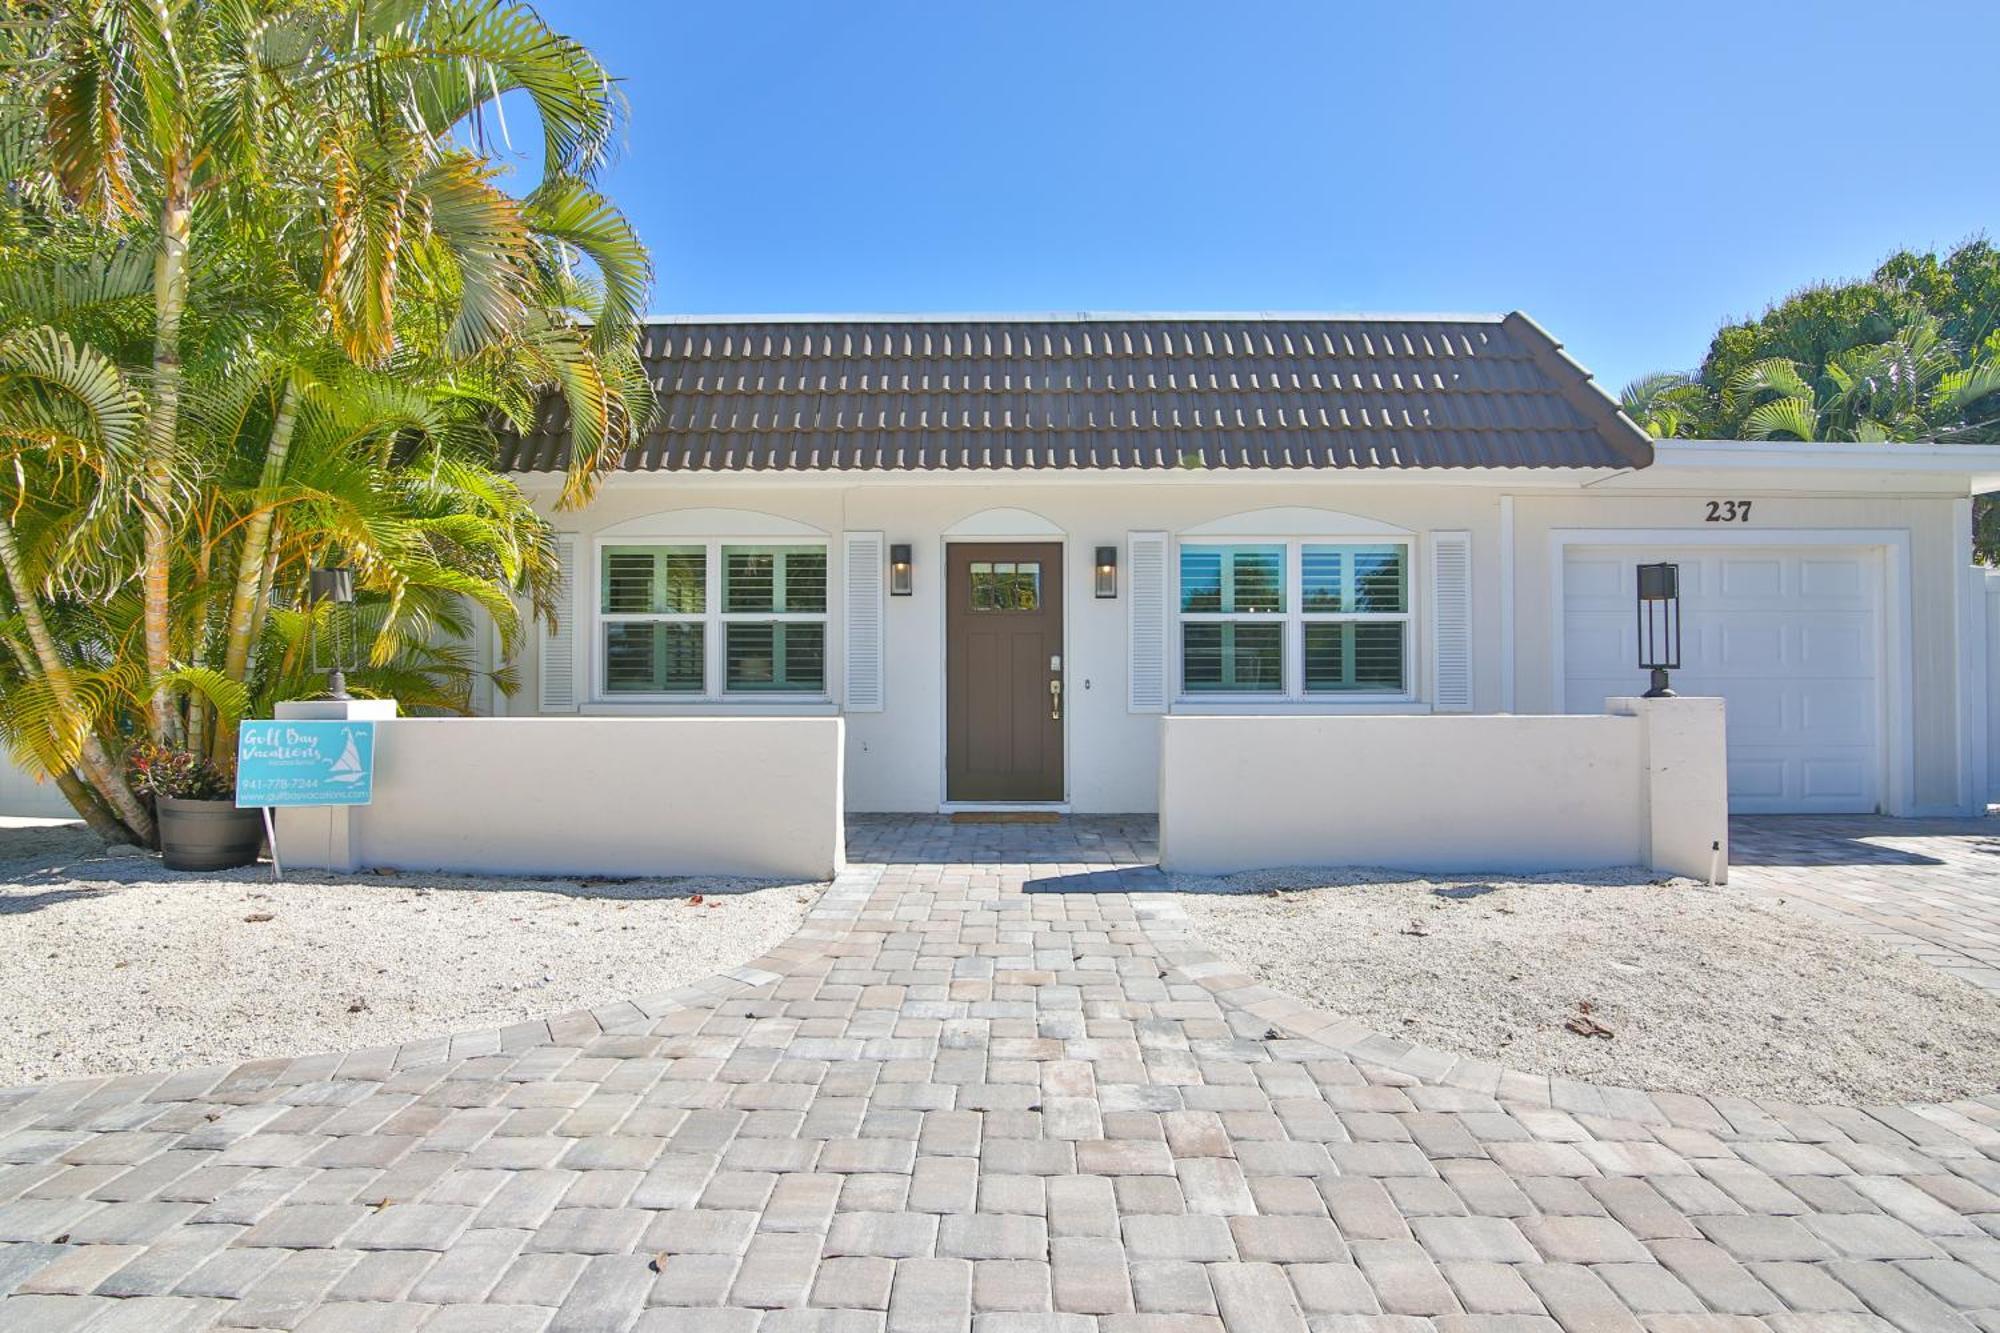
[539,534,581,712]
[1128,531,1170,712]
[843,532,885,712]
[1429,530,1473,711]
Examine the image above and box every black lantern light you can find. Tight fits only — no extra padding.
[308,565,358,700]
[1635,561,1680,698]
[888,544,913,597]
[1094,545,1118,599]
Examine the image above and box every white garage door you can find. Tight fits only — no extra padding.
[1563,545,1882,813]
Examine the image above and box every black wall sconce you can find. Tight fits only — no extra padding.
[308,565,358,700]
[889,543,913,596]
[1636,561,1680,698]
[1094,545,1118,599]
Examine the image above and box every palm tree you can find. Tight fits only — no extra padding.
[0,2,654,838]
[0,327,156,839]
[6,0,647,746]
[1719,320,2000,444]
[1619,372,1707,439]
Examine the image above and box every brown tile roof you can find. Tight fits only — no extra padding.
[501,310,1653,473]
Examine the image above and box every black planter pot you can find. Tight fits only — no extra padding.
[157,795,264,872]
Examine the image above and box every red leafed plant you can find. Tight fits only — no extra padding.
[125,741,234,802]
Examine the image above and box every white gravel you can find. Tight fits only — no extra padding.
[1175,865,2000,1105]
[0,822,818,1087]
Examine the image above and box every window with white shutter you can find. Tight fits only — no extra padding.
[843,531,885,712]
[1174,539,1411,698]
[1429,530,1473,711]
[539,534,580,711]
[1127,531,1169,712]
[588,537,830,699]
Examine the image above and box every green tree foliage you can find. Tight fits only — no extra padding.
[1625,239,2000,557]
[0,2,653,841]
[1631,239,2000,444]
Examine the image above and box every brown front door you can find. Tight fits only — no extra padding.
[947,542,1064,802]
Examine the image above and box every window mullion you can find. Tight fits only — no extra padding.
[1287,541,1303,701]
[705,540,723,699]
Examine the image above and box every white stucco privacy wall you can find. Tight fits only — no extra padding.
[275,716,843,879]
[1156,697,1727,878]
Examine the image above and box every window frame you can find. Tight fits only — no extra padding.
[1174,536,1417,704]
[592,536,831,702]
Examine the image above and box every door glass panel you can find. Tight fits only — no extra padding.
[970,560,1041,611]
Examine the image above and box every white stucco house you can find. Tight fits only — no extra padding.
[7,309,1992,832]
[478,311,2000,821]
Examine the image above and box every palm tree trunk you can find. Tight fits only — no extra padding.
[53,769,130,844]
[211,378,301,761]
[0,516,154,841]
[143,155,193,744]
[246,515,284,667]
[187,533,214,754]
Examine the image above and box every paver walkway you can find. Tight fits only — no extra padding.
[2,814,1998,1331]
[1732,814,2000,994]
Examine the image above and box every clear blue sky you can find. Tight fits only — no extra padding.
[529,0,1998,391]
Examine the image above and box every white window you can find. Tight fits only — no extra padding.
[1178,540,1411,698]
[598,541,828,698]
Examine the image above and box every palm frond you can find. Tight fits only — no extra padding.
[1742,396,1819,442]
[524,175,649,344]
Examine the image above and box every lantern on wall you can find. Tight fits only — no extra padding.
[1094,546,1118,599]
[889,544,913,597]
[1635,561,1680,698]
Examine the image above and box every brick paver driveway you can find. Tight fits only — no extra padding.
[1732,814,2000,994]
[2,814,1998,1331]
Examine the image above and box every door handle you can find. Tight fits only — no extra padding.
[1049,679,1062,721]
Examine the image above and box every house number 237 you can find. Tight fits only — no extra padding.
[1704,499,1752,523]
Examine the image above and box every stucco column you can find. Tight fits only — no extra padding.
[269,699,398,873]
[1610,695,1729,883]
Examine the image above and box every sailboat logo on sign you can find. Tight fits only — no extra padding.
[326,728,366,785]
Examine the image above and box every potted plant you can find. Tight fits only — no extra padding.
[126,742,263,871]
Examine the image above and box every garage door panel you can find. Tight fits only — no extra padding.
[1704,679,1786,740]
[1563,544,1881,815]
[1797,621,1870,671]
[1797,680,1874,739]
[1562,619,1627,674]
[1803,757,1873,800]
[1719,557,1785,598]
[1716,623,1785,672]
[1566,557,1623,599]
[1799,557,1868,601]
[1727,759,1787,801]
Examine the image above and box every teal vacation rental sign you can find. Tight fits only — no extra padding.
[236,721,376,807]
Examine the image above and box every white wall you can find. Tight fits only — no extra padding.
[497,473,1980,818]
[1986,569,2000,804]
[1157,698,1729,878]
[518,479,1502,813]
[276,716,843,879]
[0,764,76,819]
